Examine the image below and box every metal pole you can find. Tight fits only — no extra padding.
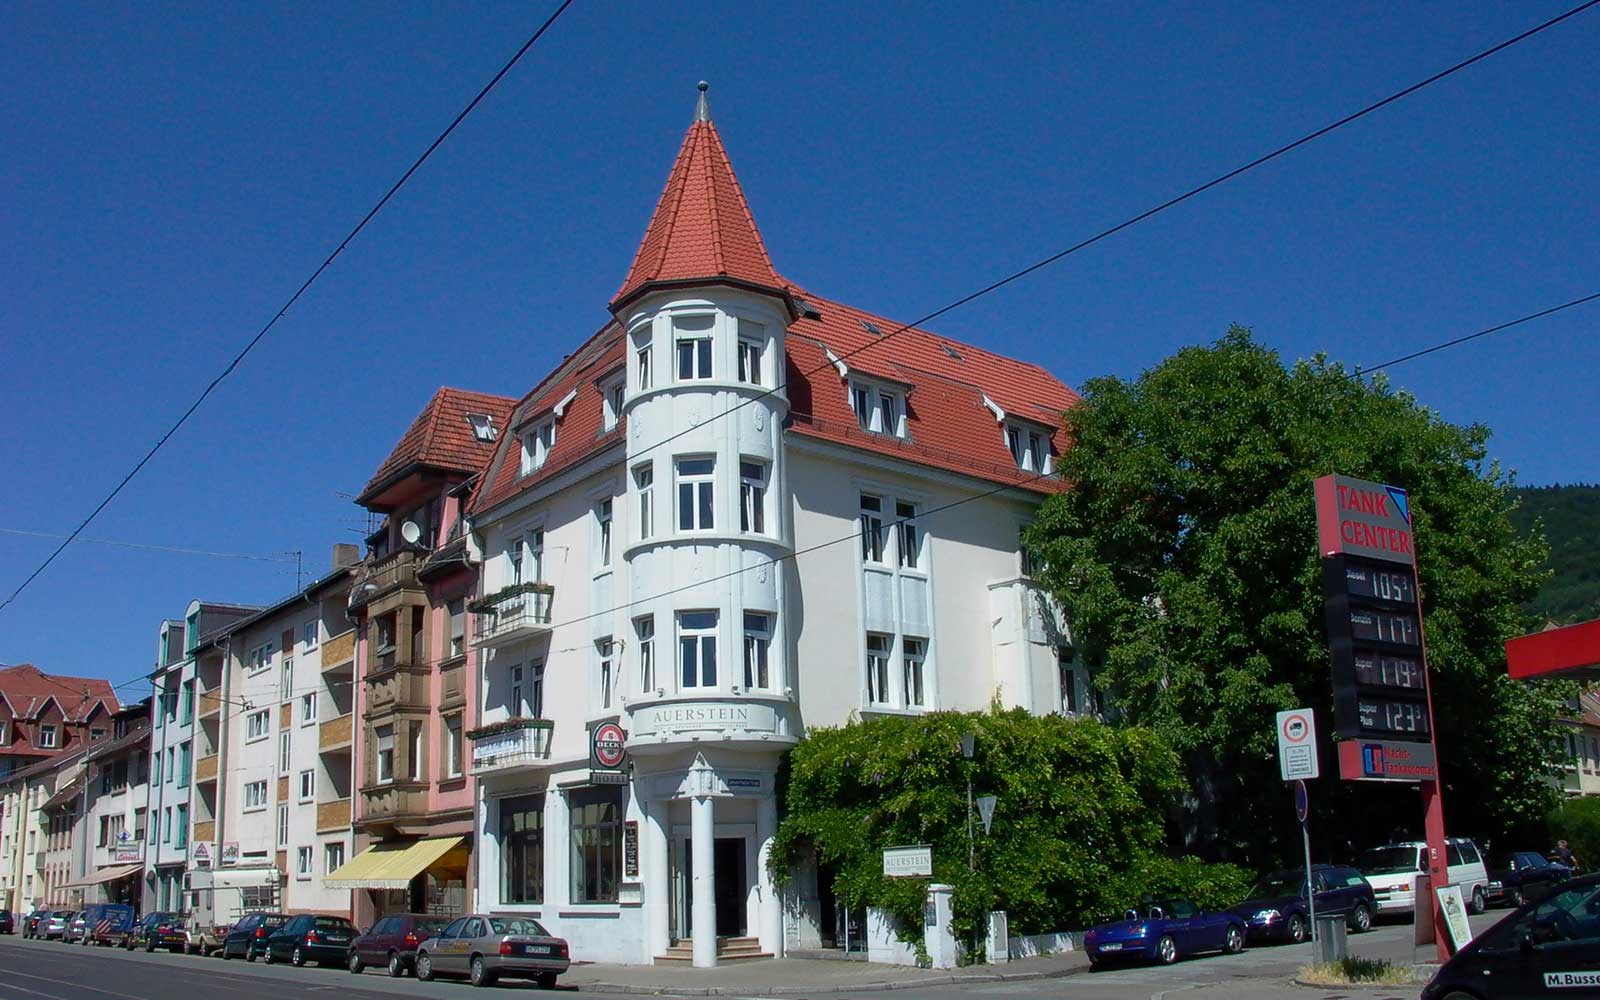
[967,775,974,870]
[1303,819,1316,957]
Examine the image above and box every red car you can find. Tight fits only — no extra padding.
[347,913,452,977]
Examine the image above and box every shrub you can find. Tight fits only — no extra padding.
[1131,855,1256,914]
[1548,796,1600,870]
[773,707,1220,944]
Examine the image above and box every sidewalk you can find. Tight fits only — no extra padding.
[562,951,1090,996]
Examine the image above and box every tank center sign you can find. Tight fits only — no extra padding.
[1313,474,1438,782]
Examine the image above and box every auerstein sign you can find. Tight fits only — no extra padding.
[634,702,779,738]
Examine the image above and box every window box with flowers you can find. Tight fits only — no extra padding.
[470,582,555,648]
[466,717,554,775]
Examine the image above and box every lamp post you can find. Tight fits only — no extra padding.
[960,733,976,869]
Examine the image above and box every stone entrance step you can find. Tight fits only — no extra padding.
[656,936,772,963]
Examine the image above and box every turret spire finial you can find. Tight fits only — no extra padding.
[694,81,711,123]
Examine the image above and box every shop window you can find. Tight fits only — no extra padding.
[569,786,622,903]
[500,794,545,904]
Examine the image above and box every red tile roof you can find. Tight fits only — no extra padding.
[360,387,517,505]
[610,105,782,310]
[0,664,119,724]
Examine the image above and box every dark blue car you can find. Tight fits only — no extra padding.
[1227,865,1377,943]
[1084,898,1247,967]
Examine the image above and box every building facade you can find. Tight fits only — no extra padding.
[461,88,1076,967]
[65,700,151,906]
[196,555,358,917]
[0,663,118,777]
[0,749,87,913]
[1558,692,1600,797]
[334,388,513,926]
[144,601,255,912]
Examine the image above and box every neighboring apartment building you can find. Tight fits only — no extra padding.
[145,602,256,913]
[460,88,1076,967]
[1558,691,1600,797]
[0,748,87,913]
[333,387,514,927]
[38,753,89,906]
[0,663,119,777]
[66,699,151,907]
[194,551,358,919]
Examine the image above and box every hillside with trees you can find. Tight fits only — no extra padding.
[1512,484,1600,624]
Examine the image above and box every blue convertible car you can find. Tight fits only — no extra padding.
[1084,898,1247,967]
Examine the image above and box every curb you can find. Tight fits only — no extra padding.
[571,963,1090,995]
[1289,977,1427,993]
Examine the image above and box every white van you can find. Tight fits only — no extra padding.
[1359,838,1491,915]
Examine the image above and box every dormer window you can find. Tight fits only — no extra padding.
[601,376,625,431]
[520,418,557,475]
[466,412,497,442]
[850,380,905,437]
[674,314,715,381]
[1005,424,1053,474]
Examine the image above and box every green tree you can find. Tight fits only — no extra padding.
[771,708,1251,945]
[1024,327,1566,865]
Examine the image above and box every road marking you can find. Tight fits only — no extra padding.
[0,968,144,1000]
[3,983,73,1000]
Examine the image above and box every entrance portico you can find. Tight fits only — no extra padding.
[637,751,782,967]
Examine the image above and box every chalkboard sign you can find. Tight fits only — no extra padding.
[624,820,639,878]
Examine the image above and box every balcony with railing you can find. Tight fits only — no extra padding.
[192,820,215,843]
[316,798,352,833]
[322,628,357,672]
[347,550,423,611]
[468,718,554,777]
[194,753,219,785]
[471,585,555,650]
[199,689,223,719]
[319,713,353,753]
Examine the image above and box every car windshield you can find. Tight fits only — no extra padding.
[489,917,549,937]
[314,917,353,930]
[1361,846,1423,874]
[416,919,451,936]
[1249,873,1305,898]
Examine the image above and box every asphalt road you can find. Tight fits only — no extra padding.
[0,911,1508,1000]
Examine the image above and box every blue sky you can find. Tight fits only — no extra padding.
[3,1,1597,691]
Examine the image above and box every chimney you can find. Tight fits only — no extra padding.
[332,543,360,568]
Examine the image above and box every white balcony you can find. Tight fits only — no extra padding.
[468,719,554,776]
[471,587,554,649]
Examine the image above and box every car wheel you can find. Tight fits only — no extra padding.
[222,943,233,960]
[1508,887,1525,908]
[291,946,306,968]
[470,955,497,987]
[415,952,434,982]
[264,945,276,964]
[387,951,405,978]
[536,972,558,990]
[247,944,258,962]
[1224,924,1244,954]
[1157,934,1178,965]
[348,950,364,974]
[1349,903,1372,933]
[1287,913,1308,944]
[1470,887,1487,915]
[145,938,156,953]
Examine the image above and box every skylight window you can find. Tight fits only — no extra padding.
[859,319,884,337]
[466,413,497,442]
[941,343,963,360]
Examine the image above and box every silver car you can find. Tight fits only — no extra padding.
[414,914,570,989]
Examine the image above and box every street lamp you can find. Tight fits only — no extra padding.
[961,733,976,868]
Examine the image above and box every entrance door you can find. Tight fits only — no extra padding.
[674,837,748,940]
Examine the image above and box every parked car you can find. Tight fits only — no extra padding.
[1360,837,1491,916]
[0,910,13,935]
[22,908,49,938]
[263,914,358,968]
[64,911,88,943]
[186,918,231,957]
[220,912,288,961]
[1488,850,1573,909]
[41,910,71,940]
[1083,899,1247,968]
[1227,865,1377,942]
[126,911,187,952]
[414,914,571,988]
[348,913,452,977]
[1422,872,1600,1000]
[80,903,136,946]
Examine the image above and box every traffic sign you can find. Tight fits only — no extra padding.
[1277,708,1320,780]
[1294,780,1309,823]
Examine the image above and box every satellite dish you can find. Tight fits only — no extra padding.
[400,521,423,545]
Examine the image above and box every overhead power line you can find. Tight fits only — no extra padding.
[618,0,1600,474]
[0,0,577,618]
[0,528,300,565]
[1355,290,1600,376]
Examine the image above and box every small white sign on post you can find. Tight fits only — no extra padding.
[1277,708,1320,781]
[883,845,933,878]
[1436,884,1474,951]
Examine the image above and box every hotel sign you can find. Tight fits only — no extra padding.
[883,845,933,878]
[632,702,779,738]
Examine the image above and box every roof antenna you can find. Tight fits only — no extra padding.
[694,81,711,123]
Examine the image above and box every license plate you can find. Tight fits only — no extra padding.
[325,936,349,944]
[1100,943,1123,951]
[522,944,550,955]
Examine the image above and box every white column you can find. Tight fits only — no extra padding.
[546,790,570,907]
[644,797,670,960]
[755,793,782,957]
[690,794,716,968]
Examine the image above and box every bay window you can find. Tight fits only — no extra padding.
[678,611,718,689]
[743,613,772,690]
[675,314,715,380]
[740,460,768,534]
[375,725,395,783]
[636,616,656,692]
[676,457,715,531]
[634,464,654,540]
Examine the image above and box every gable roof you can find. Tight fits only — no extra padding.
[610,86,784,311]
[0,664,119,726]
[359,387,517,506]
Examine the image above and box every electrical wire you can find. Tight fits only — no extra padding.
[614,0,1600,475]
[1354,290,1600,376]
[0,528,299,565]
[0,0,578,618]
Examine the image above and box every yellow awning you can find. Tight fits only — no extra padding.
[323,836,464,889]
